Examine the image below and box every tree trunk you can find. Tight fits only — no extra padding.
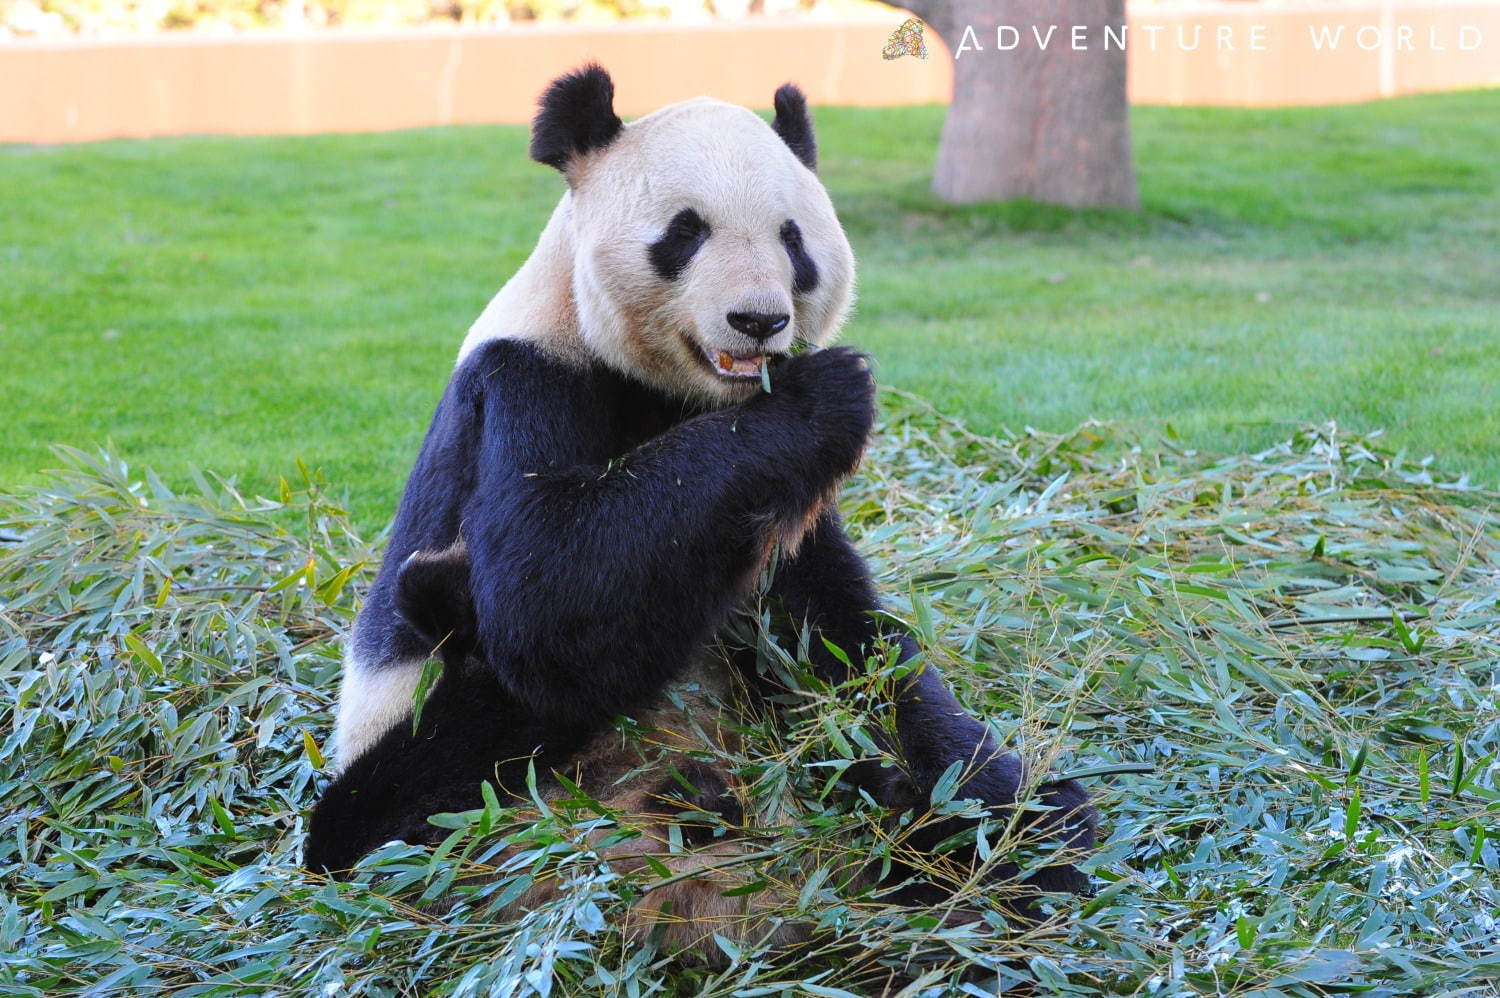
[902,0,1138,208]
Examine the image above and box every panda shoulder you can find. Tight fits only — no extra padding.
[445,337,619,445]
[451,337,588,397]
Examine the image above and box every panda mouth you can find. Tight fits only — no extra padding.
[700,346,767,380]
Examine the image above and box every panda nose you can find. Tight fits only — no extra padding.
[726,311,790,341]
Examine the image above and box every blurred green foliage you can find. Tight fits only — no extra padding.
[0,0,806,37]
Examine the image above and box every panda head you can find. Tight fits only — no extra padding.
[530,65,856,404]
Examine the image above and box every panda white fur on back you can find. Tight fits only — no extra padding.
[306,65,1096,944]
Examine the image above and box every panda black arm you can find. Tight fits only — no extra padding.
[461,341,874,731]
[768,509,1011,791]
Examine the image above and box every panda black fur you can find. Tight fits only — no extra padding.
[306,65,1096,936]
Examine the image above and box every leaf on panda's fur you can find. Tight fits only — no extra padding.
[409,657,442,735]
[719,878,770,898]
[818,636,852,669]
[928,759,965,807]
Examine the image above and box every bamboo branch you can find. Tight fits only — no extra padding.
[1264,611,1428,630]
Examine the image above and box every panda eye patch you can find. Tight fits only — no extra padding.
[780,219,819,296]
[648,208,711,281]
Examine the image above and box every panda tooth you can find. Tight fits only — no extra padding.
[718,351,733,371]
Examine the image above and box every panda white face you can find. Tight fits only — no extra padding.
[558,92,854,405]
[564,98,852,403]
[459,67,856,406]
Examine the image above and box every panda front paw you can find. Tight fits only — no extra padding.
[965,755,1096,895]
[887,743,1097,898]
[753,346,876,482]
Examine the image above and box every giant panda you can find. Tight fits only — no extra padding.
[305,65,1097,949]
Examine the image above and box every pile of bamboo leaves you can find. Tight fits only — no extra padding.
[2,395,1495,995]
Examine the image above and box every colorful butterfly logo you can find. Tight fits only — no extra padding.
[882,17,929,60]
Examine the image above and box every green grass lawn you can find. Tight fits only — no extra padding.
[3,91,1498,526]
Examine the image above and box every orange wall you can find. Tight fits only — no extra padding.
[1126,2,1500,106]
[0,21,951,143]
[2,4,1497,144]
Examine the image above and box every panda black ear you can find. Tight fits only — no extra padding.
[395,542,476,656]
[771,83,817,172]
[530,63,624,175]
